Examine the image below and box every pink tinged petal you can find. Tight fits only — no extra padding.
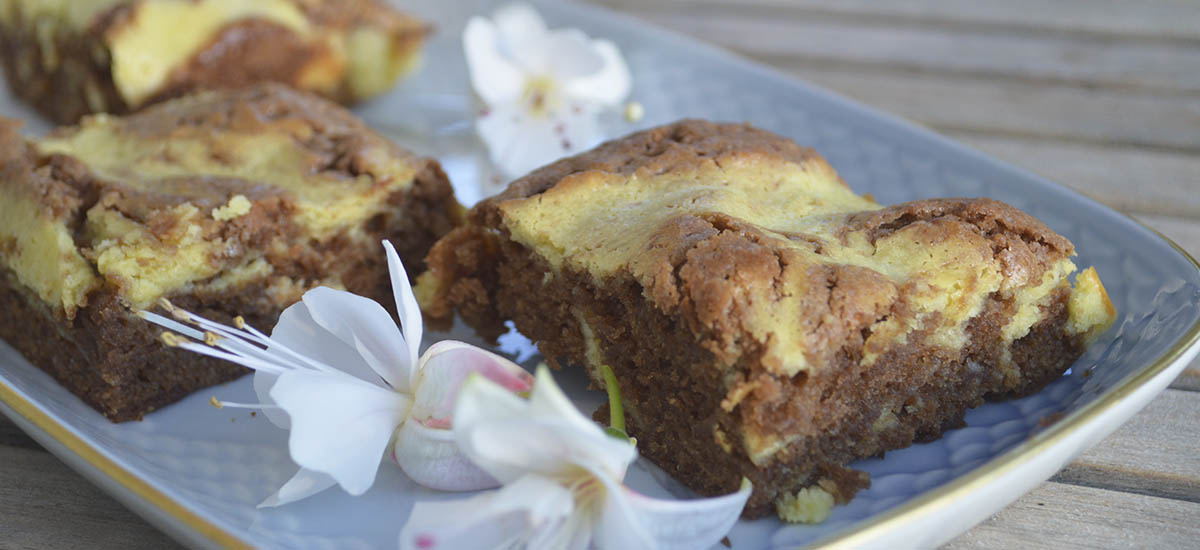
[462,17,525,106]
[257,467,337,508]
[613,479,753,550]
[300,286,411,390]
[383,240,422,390]
[410,340,533,426]
[399,474,574,550]
[392,420,499,491]
[270,370,409,495]
[562,40,632,106]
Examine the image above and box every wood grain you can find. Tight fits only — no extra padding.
[595,0,1200,41]
[614,10,1200,93]
[943,482,1200,550]
[1053,389,1200,502]
[0,446,183,550]
[951,135,1200,219]
[765,66,1200,152]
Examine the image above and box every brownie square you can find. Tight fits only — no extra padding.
[0,84,460,420]
[418,120,1115,519]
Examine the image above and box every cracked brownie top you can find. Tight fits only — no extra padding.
[0,84,447,317]
[474,121,1111,383]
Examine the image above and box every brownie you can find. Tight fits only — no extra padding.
[0,83,461,421]
[417,120,1116,520]
[0,0,428,124]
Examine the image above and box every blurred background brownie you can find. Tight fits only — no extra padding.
[0,84,460,421]
[0,0,428,124]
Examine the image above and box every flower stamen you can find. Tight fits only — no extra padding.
[145,305,344,377]
[522,75,558,118]
[160,331,183,347]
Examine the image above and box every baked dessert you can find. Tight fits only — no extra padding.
[417,120,1116,520]
[0,0,427,124]
[0,83,460,421]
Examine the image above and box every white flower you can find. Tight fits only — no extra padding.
[463,3,632,179]
[139,241,534,506]
[399,367,751,550]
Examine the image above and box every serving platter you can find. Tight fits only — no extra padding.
[1,1,1199,548]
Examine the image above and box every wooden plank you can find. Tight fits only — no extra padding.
[0,446,183,550]
[943,482,1200,549]
[599,0,1200,41]
[597,8,1200,93]
[950,135,1200,219]
[1054,389,1200,502]
[787,66,1200,152]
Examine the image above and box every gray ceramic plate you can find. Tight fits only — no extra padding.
[2,1,1199,548]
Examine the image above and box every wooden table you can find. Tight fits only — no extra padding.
[3,1,1198,548]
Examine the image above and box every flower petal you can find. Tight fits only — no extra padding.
[257,467,337,508]
[392,419,498,491]
[383,240,422,390]
[300,286,411,390]
[601,478,752,550]
[263,297,395,428]
[476,101,602,179]
[410,340,533,427]
[514,30,603,80]
[399,474,574,550]
[270,370,409,495]
[463,16,525,106]
[525,366,618,443]
[454,367,636,484]
[252,370,288,429]
[492,2,548,58]
[562,39,632,106]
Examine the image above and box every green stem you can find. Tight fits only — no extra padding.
[600,364,625,433]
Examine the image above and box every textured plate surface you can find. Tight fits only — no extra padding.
[2,1,1200,549]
